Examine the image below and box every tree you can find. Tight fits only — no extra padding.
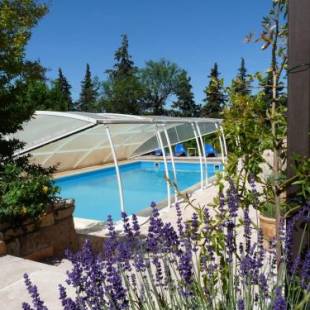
[201,63,226,118]
[172,70,200,117]
[0,0,48,161]
[230,58,251,96]
[0,0,58,224]
[102,34,144,114]
[140,59,181,115]
[106,34,136,79]
[24,80,50,111]
[78,64,98,111]
[57,68,72,110]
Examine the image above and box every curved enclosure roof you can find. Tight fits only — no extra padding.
[12,111,221,171]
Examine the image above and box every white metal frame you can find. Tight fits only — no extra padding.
[155,126,171,208]
[215,122,225,164]
[163,127,178,204]
[191,122,204,190]
[195,122,209,187]
[220,125,228,157]
[105,125,125,213]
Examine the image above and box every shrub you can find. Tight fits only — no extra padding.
[0,162,58,226]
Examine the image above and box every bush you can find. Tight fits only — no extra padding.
[0,162,58,226]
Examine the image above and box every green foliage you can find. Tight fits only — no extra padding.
[0,163,58,226]
[0,0,48,160]
[55,68,73,110]
[78,64,98,112]
[140,59,181,115]
[106,34,136,79]
[0,0,58,225]
[172,70,200,117]
[230,58,252,97]
[201,63,227,118]
[102,34,144,114]
[223,94,270,188]
[291,156,310,202]
[23,80,50,110]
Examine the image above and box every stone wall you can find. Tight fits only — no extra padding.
[0,200,78,261]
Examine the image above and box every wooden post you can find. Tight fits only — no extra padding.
[287,0,310,257]
[287,0,310,180]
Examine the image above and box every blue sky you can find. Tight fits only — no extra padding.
[27,0,272,103]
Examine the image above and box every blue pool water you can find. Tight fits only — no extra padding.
[55,161,222,221]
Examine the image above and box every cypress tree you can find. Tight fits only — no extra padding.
[79,64,97,111]
[201,63,226,118]
[230,58,251,96]
[172,70,200,117]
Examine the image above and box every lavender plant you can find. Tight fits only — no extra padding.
[23,181,309,310]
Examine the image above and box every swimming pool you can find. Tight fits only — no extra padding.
[55,161,222,221]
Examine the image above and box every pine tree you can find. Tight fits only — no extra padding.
[230,58,251,96]
[57,68,73,110]
[172,70,200,116]
[107,34,136,79]
[102,34,144,115]
[201,63,226,118]
[79,64,97,111]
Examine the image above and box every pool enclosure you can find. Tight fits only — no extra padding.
[13,111,227,213]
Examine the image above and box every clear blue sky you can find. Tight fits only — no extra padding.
[27,0,272,103]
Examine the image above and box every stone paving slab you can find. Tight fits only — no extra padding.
[0,255,72,310]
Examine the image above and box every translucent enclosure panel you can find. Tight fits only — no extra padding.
[131,122,218,157]
[12,113,93,153]
[15,111,221,172]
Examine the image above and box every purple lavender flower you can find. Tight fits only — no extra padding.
[58,285,78,310]
[190,212,199,251]
[258,273,269,297]
[152,257,163,286]
[175,202,184,236]
[301,250,310,291]
[131,214,140,237]
[285,204,310,272]
[237,299,245,310]
[23,273,48,310]
[121,211,133,240]
[227,179,239,218]
[178,238,193,287]
[243,205,252,254]
[226,220,235,263]
[248,175,259,209]
[22,303,32,310]
[105,260,128,309]
[273,287,286,310]
[147,202,164,252]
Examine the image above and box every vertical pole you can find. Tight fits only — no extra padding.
[191,123,204,190]
[156,126,171,208]
[195,122,209,187]
[215,122,225,164]
[287,0,310,256]
[163,127,178,203]
[219,125,228,158]
[105,125,125,213]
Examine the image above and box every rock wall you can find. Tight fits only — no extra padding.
[0,200,78,261]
